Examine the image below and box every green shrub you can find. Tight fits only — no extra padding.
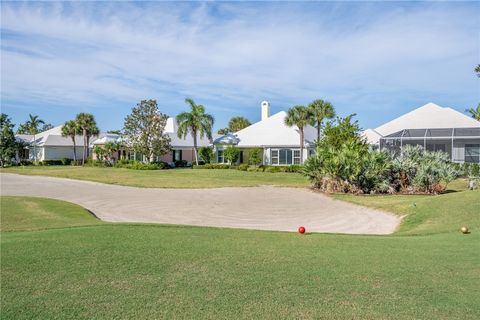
[248,148,263,166]
[223,146,240,164]
[285,165,303,173]
[40,160,63,166]
[60,158,72,165]
[18,160,34,166]
[151,161,169,170]
[265,166,281,173]
[88,160,112,167]
[174,160,188,168]
[237,163,249,171]
[198,147,215,164]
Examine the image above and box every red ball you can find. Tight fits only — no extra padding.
[298,226,305,234]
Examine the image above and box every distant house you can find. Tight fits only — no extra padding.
[91,117,218,164]
[363,102,480,163]
[16,126,87,161]
[213,101,317,165]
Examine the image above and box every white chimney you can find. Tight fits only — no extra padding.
[261,101,270,121]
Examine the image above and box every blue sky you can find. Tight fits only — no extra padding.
[1,1,479,132]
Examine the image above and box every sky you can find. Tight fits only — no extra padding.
[1,1,479,132]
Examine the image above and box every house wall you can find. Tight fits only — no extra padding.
[43,146,86,161]
[215,146,312,165]
[159,148,195,163]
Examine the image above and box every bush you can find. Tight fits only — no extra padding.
[151,161,169,170]
[237,163,249,171]
[285,165,303,173]
[265,166,281,173]
[18,160,34,166]
[40,160,63,166]
[174,160,188,168]
[61,158,72,165]
[198,147,215,164]
[248,148,263,166]
[115,160,165,170]
[223,146,240,164]
[88,159,112,167]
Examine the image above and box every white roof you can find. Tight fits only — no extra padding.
[215,111,317,148]
[16,125,88,147]
[363,102,480,144]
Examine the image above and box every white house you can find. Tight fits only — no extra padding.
[91,117,218,164]
[363,102,480,163]
[213,101,317,165]
[16,125,87,161]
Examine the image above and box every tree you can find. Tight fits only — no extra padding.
[61,120,79,162]
[107,130,122,135]
[16,123,31,134]
[24,114,45,162]
[308,99,335,141]
[228,116,251,132]
[0,114,17,167]
[41,123,54,131]
[465,103,480,121]
[124,100,171,163]
[284,105,313,163]
[176,98,214,165]
[104,141,122,161]
[75,113,100,165]
[248,148,263,167]
[217,128,230,135]
[475,64,480,78]
[198,146,215,164]
[223,145,240,164]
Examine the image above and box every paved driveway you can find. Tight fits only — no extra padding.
[0,173,401,234]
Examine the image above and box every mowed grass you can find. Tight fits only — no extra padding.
[334,179,480,235]
[0,166,309,188]
[1,188,479,319]
[1,196,102,232]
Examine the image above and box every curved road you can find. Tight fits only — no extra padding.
[0,173,400,234]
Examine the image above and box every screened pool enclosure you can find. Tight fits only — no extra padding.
[379,127,480,163]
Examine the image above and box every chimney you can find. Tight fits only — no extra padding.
[261,101,270,121]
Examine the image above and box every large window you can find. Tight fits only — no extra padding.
[270,149,300,165]
[465,144,480,163]
[172,150,182,162]
[217,150,224,163]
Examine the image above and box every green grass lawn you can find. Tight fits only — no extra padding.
[0,166,309,188]
[1,185,479,319]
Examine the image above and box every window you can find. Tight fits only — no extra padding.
[128,151,135,160]
[465,144,480,163]
[271,149,300,165]
[172,150,182,162]
[217,150,224,163]
[271,150,279,165]
[293,150,301,164]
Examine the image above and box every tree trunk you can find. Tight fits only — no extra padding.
[192,130,198,165]
[86,136,90,158]
[82,129,87,165]
[71,136,77,162]
[33,134,37,162]
[317,121,321,142]
[300,129,304,164]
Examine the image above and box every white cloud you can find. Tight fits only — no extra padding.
[1,2,478,128]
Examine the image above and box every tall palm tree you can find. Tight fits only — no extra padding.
[25,114,45,162]
[75,113,99,165]
[176,98,214,165]
[61,120,79,162]
[308,99,335,141]
[465,103,480,121]
[284,105,313,164]
[228,116,251,132]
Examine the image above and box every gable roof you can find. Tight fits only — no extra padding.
[215,111,317,148]
[363,102,480,144]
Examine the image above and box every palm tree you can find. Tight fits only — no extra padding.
[284,105,313,164]
[308,99,335,141]
[25,114,45,162]
[465,103,480,121]
[228,116,251,132]
[176,98,214,165]
[75,113,99,165]
[61,120,79,162]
